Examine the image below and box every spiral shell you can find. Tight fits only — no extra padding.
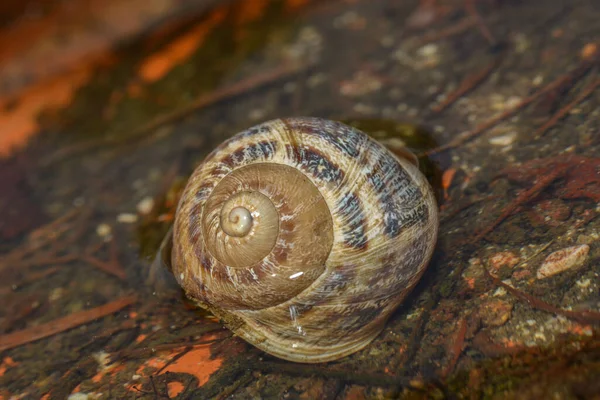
[171,117,438,363]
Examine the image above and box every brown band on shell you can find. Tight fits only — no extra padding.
[365,140,430,238]
[286,144,345,185]
[336,192,368,249]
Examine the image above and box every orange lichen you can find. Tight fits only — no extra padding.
[499,338,521,348]
[168,381,186,397]
[568,324,593,336]
[0,0,199,158]
[0,0,196,99]
[0,69,92,158]
[580,43,597,60]
[86,363,125,387]
[125,337,222,394]
[0,357,17,377]
[135,334,147,343]
[161,345,223,386]
[464,277,476,289]
[488,251,520,274]
[441,168,457,200]
[138,8,227,83]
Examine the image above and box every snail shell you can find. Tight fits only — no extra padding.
[171,117,438,363]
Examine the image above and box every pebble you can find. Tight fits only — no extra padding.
[581,42,598,60]
[68,393,96,400]
[576,278,591,288]
[248,108,267,121]
[488,251,520,273]
[418,43,438,57]
[576,234,595,245]
[512,269,531,281]
[49,287,65,302]
[92,351,110,371]
[489,132,517,146]
[137,197,155,215]
[537,244,590,279]
[117,213,138,224]
[339,71,383,97]
[96,223,112,238]
[416,43,440,67]
[479,299,513,327]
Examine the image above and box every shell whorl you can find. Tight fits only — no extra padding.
[172,117,438,363]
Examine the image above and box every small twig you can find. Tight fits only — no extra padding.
[464,0,496,46]
[483,268,600,324]
[248,360,424,390]
[0,208,82,266]
[150,375,159,397]
[472,330,528,357]
[0,295,137,351]
[41,62,315,167]
[397,294,438,370]
[440,195,500,224]
[534,77,600,138]
[513,240,554,269]
[82,237,126,280]
[572,209,600,230]
[440,317,468,379]
[0,266,61,295]
[215,372,253,400]
[11,254,79,270]
[422,60,594,157]
[156,345,193,374]
[432,56,502,113]
[414,16,477,47]
[472,169,563,241]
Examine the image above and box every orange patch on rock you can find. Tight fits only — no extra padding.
[568,324,593,336]
[135,333,147,343]
[441,168,457,199]
[0,0,193,99]
[161,344,223,387]
[464,277,476,289]
[0,357,17,377]
[138,8,227,83]
[285,0,312,12]
[0,69,92,157]
[168,381,186,397]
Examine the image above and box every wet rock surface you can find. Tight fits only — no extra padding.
[0,0,599,398]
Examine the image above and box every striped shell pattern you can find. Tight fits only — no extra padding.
[171,117,438,363]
